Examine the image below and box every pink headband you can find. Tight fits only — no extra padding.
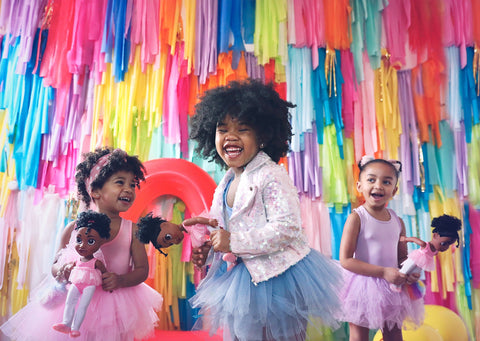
[359,155,402,172]
[85,153,111,196]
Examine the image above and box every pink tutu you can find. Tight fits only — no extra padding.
[340,269,424,330]
[1,219,163,341]
[1,280,162,340]
[406,244,436,271]
[69,266,102,287]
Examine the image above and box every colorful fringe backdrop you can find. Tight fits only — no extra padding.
[0,0,480,338]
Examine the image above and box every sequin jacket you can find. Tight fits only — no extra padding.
[209,151,311,284]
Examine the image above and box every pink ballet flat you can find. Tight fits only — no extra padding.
[52,323,71,334]
[70,330,81,338]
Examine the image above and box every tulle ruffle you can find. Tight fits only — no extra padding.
[340,270,424,330]
[407,247,435,271]
[69,267,102,287]
[190,250,343,341]
[1,277,162,341]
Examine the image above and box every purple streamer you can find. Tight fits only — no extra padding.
[397,70,421,195]
[194,0,218,84]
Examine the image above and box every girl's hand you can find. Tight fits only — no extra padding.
[383,267,407,285]
[102,272,123,292]
[405,272,420,285]
[211,229,231,253]
[192,241,212,268]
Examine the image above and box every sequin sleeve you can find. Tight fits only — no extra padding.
[229,165,307,257]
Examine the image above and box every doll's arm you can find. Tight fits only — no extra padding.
[182,216,218,228]
[400,235,427,248]
[95,259,107,274]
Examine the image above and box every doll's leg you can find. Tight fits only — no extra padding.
[53,285,81,333]
[390,258,419,292]
[63,285,81,326]
[398,258,418,275]
[71,285,96,332]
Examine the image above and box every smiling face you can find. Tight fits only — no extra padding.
[215,115,260,173]
[154,222,185,248]
[357,162,398,210]
[75,227,104,259]
[92,170,137,214]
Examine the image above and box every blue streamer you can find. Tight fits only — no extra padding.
[329,204,350,260]
[462,203,473,309]
[243,0,255,44]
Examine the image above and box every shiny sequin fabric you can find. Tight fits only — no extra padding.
[209,151,311,284]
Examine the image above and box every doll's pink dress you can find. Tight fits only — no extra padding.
[1,218,163,341]
[405,242,437,271]
[69,258,102,292]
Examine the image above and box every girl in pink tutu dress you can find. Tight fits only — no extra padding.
[339,156,424,341]
[390,214,461,292]
[1,148,163,341]
[53,210,111,337]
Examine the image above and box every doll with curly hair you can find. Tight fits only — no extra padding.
[391,214,462,292]
[53,210,111,337]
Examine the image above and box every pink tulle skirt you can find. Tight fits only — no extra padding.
[1,276,163,341]
[340,269,424,330]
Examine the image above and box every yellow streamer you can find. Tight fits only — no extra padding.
[374,49,401,159]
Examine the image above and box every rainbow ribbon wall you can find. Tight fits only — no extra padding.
[0,0,480,337]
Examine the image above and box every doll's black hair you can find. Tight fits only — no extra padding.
[75,210,111,239]
[431,214,462,247]
[358,158,402,181]
[75,147,146,208]
[190,78,295,166]
[136,212,167,245]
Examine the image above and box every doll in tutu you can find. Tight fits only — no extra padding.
[53,210,111,337]
[390,214,461,292]
[136,213,239,269]
[136,213,218,253]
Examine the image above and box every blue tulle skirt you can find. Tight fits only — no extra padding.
[190,250,343,341]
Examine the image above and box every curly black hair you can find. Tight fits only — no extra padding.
[431,214,462,247]
[75,210,111,239]
[136,212,167,245]
[75,147,146,208]
[190,78,295,166]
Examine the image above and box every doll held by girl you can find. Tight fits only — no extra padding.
[53,210,111,337]
[339,156,424,341]
[391,214,461,292]
[136,213,218,253]
[188,79,342,341]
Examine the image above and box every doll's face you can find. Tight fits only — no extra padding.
[430,233,455,252]
[75,227,104,258]
[155,222,185,248]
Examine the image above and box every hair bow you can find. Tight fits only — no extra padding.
[358,155,402,172]
[359,155,375,168]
